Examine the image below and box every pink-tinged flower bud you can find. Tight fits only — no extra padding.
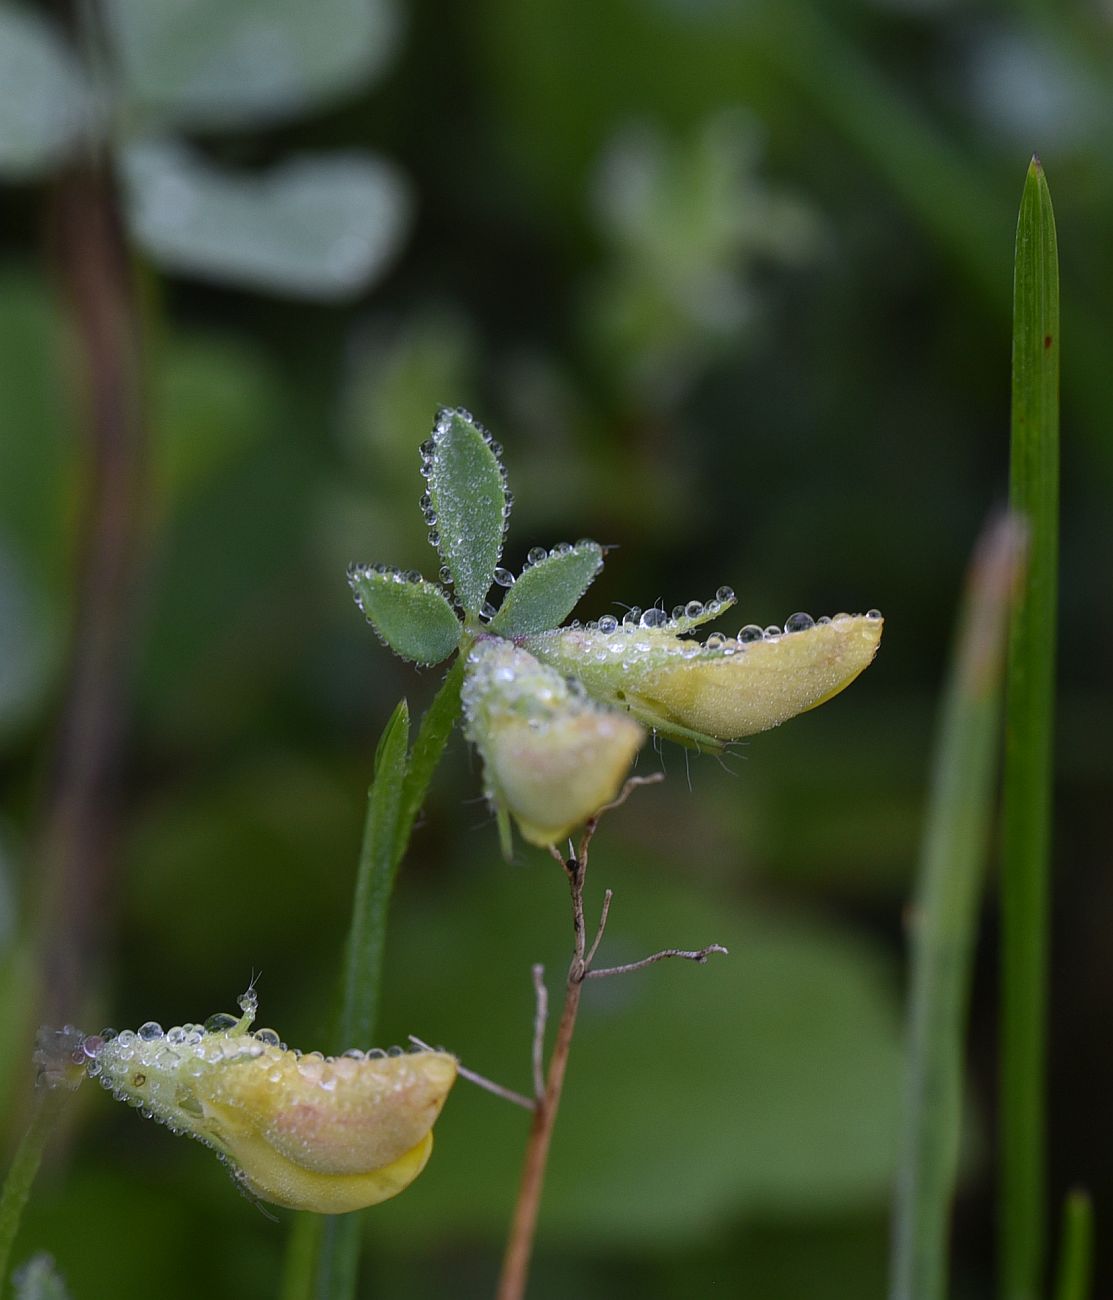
[522,610,883,747]
[462,638,645,846]
[84,994,456,1214]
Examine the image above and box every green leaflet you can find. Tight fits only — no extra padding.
[489,541,603,636]
[348,566,461,665]
[421,408,508,617]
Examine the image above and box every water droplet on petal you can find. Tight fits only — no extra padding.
[764,625,782,639]
[716,586,735,603]
[866,608,883,621]
[706,633,726,650]
[203,1013,238,1034]
[598,615,619,633]
[494,567,515,587]
[785,612,815,634]
[640,608,667,629]
[738,624,764,643]
[685,601,704,619]
[527,547,548,566]
[138,1022,163,1041]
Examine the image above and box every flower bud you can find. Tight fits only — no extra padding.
[523,611,883,746]
[462,638,645,846]
[84,996,456,1214]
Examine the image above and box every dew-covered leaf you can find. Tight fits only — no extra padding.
[103,0,399,130]
[349,567,461,665]
[489,541,603,636]
[120,139,410,299]
[0,8,90,179]
[421,408,508,617]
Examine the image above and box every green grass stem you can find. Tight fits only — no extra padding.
[1000,156,1060,1300]
[0,1086,74,1295]
[1053,1190,1092,1300]
[888,515,1026,1300]
[280,660,464,1300]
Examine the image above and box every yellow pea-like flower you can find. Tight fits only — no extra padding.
[82,992,456,1213]
[522,610,883,749]
[462,637,646,847]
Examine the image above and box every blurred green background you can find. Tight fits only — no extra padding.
[1,0,1111,1295]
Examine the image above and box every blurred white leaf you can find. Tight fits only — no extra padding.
[0,7,91,178]
[120,139,411,299]
[103,0,399,129]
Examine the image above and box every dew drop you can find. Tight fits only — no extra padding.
[685,601,704,619]
[480,602,497,620]
[716,586,735,603]
[785,612,815,634]
[439,565,453,584]
[640,608,667,629]
[738,625,764,643]
[816,615,831,625]
[706,632,726,650]
[527,547,548,566]
[493,567,515,587]
[866,608,883,621]
[405,570,423,584]
[671,605,685,621]
[138,1022,163,1041]
[764,625,782,639]
[598,614,619,633]
[203,1013,238,1034]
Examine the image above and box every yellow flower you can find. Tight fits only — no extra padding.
[83,993,456,1214]
[522,610,883,748]
[462,638,646,847]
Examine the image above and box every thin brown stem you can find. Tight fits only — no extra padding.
[407,1036,534,1112]
[495,966,584,1300]
[495,771,721,1300]
[587,944,728,980]
[530,966,548,1100]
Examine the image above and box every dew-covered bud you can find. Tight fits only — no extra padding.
[522,611,883,748]
[84,995,456,1214]
[462,638,645,847]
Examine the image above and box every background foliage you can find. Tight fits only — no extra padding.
[1,0,1110,1295]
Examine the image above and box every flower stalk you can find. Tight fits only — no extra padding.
[496,777,726,1300]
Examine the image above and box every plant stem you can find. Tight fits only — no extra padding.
[496,775,722,1300]
[496,849,589,1300]
[285,661,463,1300]
[1000,155,1059,1300]
[1052,1190,1092,1300]
[888,515,1025,1300]
[0,1078,78,1291]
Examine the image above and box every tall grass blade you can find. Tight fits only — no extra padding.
[1053,1190,1093,1300]
[889,516,1026,1300]
[1000,155,1059,1300]
[280,662,463,1300]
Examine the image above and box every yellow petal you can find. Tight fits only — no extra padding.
[85,1006,456,1214]
[523,611,882,745]
[631,613,883,740]
[462,638,645,845]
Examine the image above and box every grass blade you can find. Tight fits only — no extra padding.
[889,516,1026,1300]
[1053,1190,1093,1300]
[1000,155,1060,1300]
[294,661,463,1300]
